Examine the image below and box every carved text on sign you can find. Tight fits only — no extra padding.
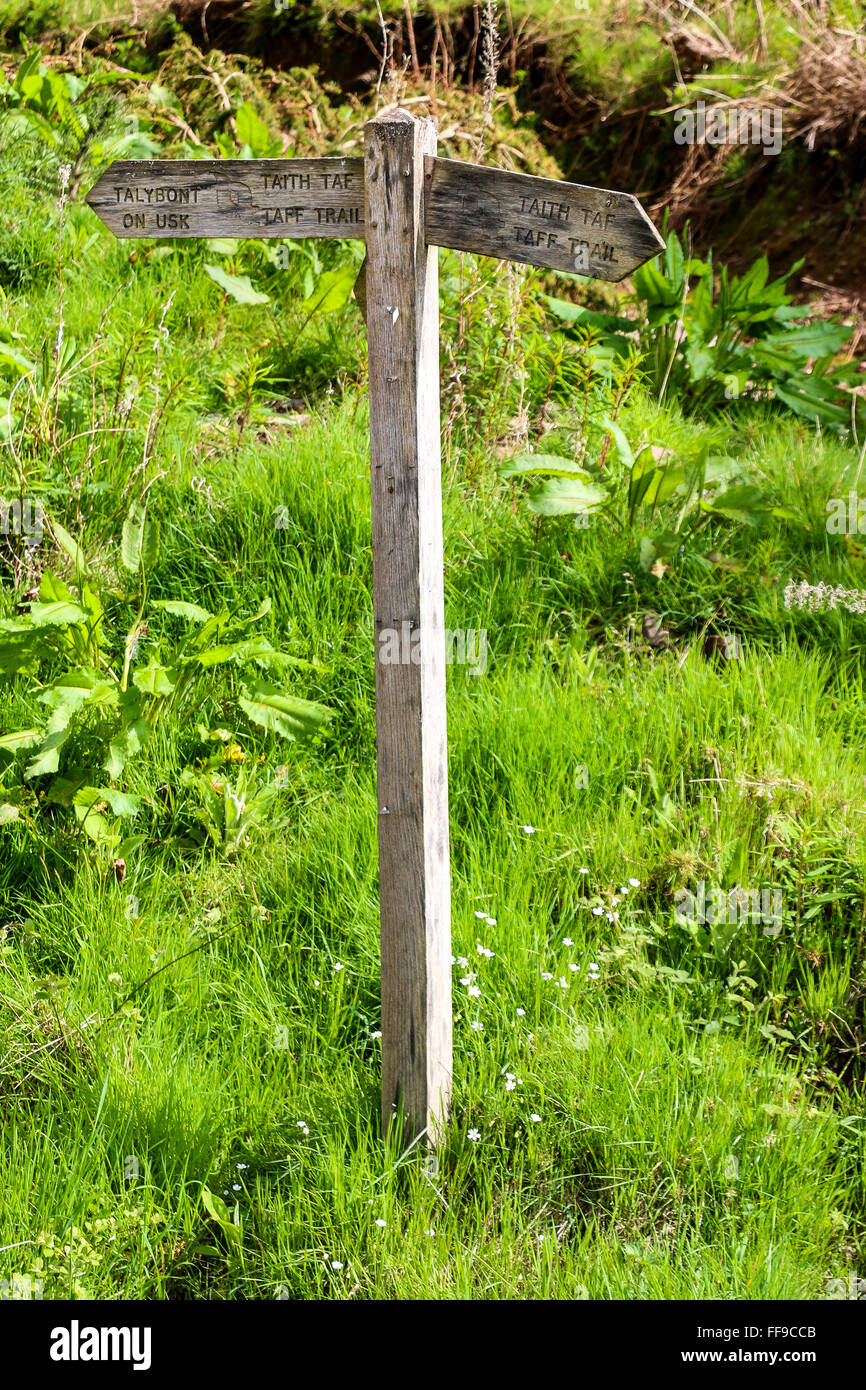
[425,158,664,281]
[87,159,366,239]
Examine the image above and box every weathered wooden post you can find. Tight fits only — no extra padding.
[364,111,451,1146]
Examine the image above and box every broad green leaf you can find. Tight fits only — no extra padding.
[641,464,688,507]
[238,682,331,740]
[40,670,117,710]
[132,662,176,696]
[73,797,118,846]
[684,342,715,383]
[190,610,232,651]
[0,633,41,678]
[153,599,213,623]
[253,649,320,672]
[704,455,740,483]
[74,786,140,818]
[80,583,104,639]
[639,529,681,572]
[117,833,147,860]
[0,728,41,751]
[39,570,72,604]
[12,50,44,89]
[703,484,774,526]
[543,297,634,332]
[773,376,851,429]
[601,416,633,469]
[633,259,680,309]
[104,718,152,780]
[50,519,89,576]
[0,803,19,825]
[204,264,270,306]
[500,454,591,480]
[733,253,768,299]
[628,450,663,514]
[234,100,276,157]
[73,786,108,814]
[44,773,90,806]
[639,536,659,572]
[526,477,608,517]
[201,1186,233,1228]
[4,107,58,146]
[200,1186,242,1254]
[0,342,35,374]
[664,231,685,287]
[302,264,357,318]
[28,599,89,626]
[121,501,159,574]
[25,725,70,779]
[197,636,279,668]
[763,322,850,360]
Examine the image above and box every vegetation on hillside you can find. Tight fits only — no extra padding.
[0,2,864,1301]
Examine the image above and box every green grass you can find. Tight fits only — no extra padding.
[0,11,864,1302]
[1,391,864,1298]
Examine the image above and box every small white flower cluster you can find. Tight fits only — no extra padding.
[453,926,497,1033]
[590,876,640,923]
[540,879,642,991]
[784,579,866,615]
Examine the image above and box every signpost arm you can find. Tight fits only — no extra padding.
[364,109,452,1146]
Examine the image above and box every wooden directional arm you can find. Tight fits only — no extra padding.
[86,158,365,239]
[85,154,665,284]
[424,156,665,281]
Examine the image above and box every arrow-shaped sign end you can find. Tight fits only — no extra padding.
[628,191,666,259]
[601,196,666,282]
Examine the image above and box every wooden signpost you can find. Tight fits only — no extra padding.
[87,110,663,1149]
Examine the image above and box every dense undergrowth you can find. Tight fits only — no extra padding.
[0,4,864,1300]
[3,0,863,287]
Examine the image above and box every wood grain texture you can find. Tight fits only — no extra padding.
[353,255,368,319]
[424,156,665,281]
[86,159,365,239]
[365,110,452,1146]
